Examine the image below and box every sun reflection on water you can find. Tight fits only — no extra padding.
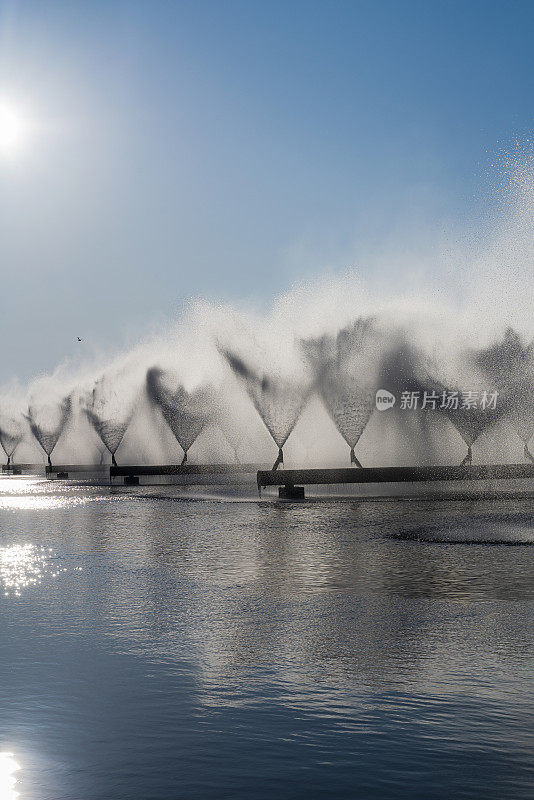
[0,544,61,597]
[0,752,20,799]
[0,477,104,511]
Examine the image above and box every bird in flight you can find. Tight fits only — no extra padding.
[77,337,82,342]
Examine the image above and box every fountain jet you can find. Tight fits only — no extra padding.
[82,372,138,465]
[215,401,247,463]
[220,348,310,470]
[0,411,25,468]
[301,319,380,466]
[422,370,505,466]
[472,328,534,462]
[26,395,71,469]
[146,367,215,464]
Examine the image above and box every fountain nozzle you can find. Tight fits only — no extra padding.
[460,445,472,466]
[350,447,363,468]
[112,453,117,467]
[181,451,188,466]
[272,448,284,471]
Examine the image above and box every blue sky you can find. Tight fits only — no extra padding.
[0,0,532,380]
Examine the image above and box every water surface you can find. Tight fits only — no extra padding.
[1,476,534,799]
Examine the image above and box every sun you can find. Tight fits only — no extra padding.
[0,101,27,158]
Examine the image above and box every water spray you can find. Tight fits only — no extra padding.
[301,319,379,467]
[81,371,139,466]
[0,146,532,478]
[0,412,25,469]
[146,367,215,465]
[26,395,72,470]
[219,347,310,471]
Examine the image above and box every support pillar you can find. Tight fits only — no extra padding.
[278,485,305,500]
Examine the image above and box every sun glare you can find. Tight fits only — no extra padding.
[0,752,20,799]
[0,102,27,158]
